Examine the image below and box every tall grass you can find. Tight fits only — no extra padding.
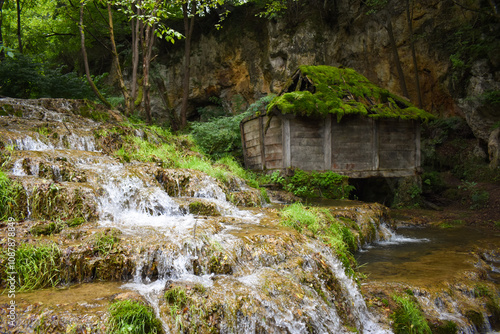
[113,123,260,188]
[0,171,23,221]
[107,300,163,334]
[392,294,431,334]
[15,243,61,291]
[280,203,358,276]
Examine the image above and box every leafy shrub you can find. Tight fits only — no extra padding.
[190,111,252,161]
[107,300,163,334]
[391,294,431,334]
[190,95,275,161]
[422,171,447,195]
[0,54,93,99]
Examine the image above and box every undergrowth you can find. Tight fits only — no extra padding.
[112,122,260,189]
[280,203,358,277]
[107,300,163,334]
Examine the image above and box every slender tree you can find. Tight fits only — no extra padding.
[180,0,196,128]
[104,0,182,121]
[79,0,112,108]
[106,2,132,113]
[0,0,5,59]
[16,0,22,53]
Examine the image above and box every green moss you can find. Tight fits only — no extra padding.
[77,100,110,122]
[267,66,434,121]
[465,310,484,329]
[188,201,221,216]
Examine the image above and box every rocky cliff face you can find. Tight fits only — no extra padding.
[155,0,499,154]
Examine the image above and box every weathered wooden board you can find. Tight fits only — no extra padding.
[244,130,260,141]
[241,114,420,177]
[246,146,261,158]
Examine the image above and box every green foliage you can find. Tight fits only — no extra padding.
[30,220,66,236]
[267,66,434,121]
[445,22,499,88]
[458,180,490,210]
[190,111,252,160]
[421,171,447,195]
[429,320,458,334]
[12,243,61,291]
[391,294,431,334]
[268,169,354,199]
[165,286,192,331]
[280,203,358,276]
[107,300,163,334]
[0,171,24,221]
[281,202,320,233]
[215,155,259,188]
[0,55,94,99]
[113,122,260,190]
[191,94,276,161]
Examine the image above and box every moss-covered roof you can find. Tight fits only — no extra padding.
[266,65,434,121]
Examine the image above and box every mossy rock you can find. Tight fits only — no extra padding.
[188,200,221,216]
[267,65,435,122]
[229,188,263,207]
[466,309,484,329]
[0,103,17,116]
[30,221,64,236]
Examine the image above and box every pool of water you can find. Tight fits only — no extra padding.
[356,226,500,286]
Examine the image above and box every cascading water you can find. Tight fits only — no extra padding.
[92,169,393,333]
[1,100,398,333]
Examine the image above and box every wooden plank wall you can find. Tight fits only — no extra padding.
[331,117,374,171]
[242,118,263,170]
[242,114,419,175]
[378,119,417,169]
[289,117,325,170]
[263,116,283,169]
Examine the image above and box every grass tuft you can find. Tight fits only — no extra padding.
[107,300,163,334]
[13,243,61,291]
[391,294,431,334]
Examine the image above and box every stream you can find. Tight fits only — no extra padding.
[1,99,499,334]
[357,226,500,286]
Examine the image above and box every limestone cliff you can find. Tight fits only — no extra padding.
[154,0,499,154]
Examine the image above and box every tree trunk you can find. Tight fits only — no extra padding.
[405,0,422,108]
[142,23,155,124]
[79,1,112,109]
[16,0,22,53]
[107,3,131,113]
[130,1,143,114]
[0,0,5,59]
[180,1,196,129]
[385,18,409,98]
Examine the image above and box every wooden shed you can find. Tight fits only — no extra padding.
[240,66,434,178]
